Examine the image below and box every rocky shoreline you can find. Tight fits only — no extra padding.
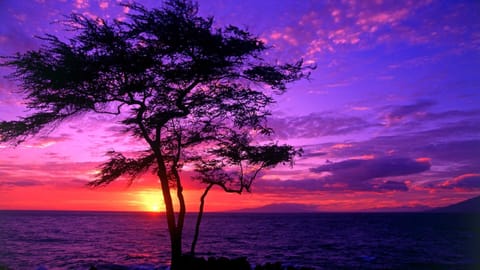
[175,256,314,270]
[0,257,315,270]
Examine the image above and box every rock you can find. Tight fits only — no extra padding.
[177,255,250,270]
[176,256,312,270]
[255,261,315,270]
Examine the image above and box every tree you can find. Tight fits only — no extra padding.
[0,0,310,268]
[190,137,302,255]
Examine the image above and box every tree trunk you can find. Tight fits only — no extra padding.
[173,168,186,258]
[173,169,186,270]
[156,164,182,269]
[150,127,186,269]
[191,183,214,256]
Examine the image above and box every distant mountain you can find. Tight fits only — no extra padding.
[233,203,319,213]
[361,205,432,213]
[232,197,480,213]
[430,195,480,213]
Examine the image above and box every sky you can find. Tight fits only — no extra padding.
[0,0,479,212]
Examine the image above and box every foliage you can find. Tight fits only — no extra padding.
[0,0,311,267]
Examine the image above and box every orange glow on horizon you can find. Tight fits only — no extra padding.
[0,184,477,212]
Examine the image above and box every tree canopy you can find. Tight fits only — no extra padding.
[0,0,310,268]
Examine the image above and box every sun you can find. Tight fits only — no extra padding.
[138,190,165,212]
[150,203,162,212]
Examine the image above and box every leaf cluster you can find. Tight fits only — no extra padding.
[0,0,311,188]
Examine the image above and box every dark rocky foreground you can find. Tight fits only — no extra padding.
[1,258,315,270]
[176,256,314,270]
[80,256,315,270]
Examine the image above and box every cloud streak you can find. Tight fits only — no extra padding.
[311,157,431,181]
[438,174,480,190]
[260,156,428,193]
[0,179,44,187]
[269,113,377,139]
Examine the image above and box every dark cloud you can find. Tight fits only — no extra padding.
[386,109,480,135]
[310,157,431,182]
[53,178,91,188]
[324,124,480,170]
[302,150,327,158]
[268,113,377,139]
[420,140,480,163]
[260,177,409,193]
[258,156,426,193]
[375,180,409,192]
[0,161,100,187]
[261,178,328,191]
[383,99,436,125]
[270,104,478,194]
[420,109,480,122]
[258,156,431,192]
[314,134,479,190]
[414,120,480,140]
[299,156,429,192]
[0,179,43,187]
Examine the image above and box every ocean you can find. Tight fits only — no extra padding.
[0,211,478,270]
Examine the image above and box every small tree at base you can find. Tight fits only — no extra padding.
[0,0,311,268]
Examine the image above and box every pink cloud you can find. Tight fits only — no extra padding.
[296,0,475,62]
[24,135,71,149]
[439,174,480,190]
[331,143,353,149]
[328,29,360,45]
[356,8,409,28]
[351,154,375,160]
[299,11,322,28]
[330,9,341,23]
[0,161,99,190]
[252,0,472,68]
[99,1,109,9]
[74,0,89,9]
[11,12,27,23]
[269,28,299,46]
[350,106,370,111]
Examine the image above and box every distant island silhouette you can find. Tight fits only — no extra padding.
[233,203,319,213]
[430,195,480,213]
[232,195,480,213]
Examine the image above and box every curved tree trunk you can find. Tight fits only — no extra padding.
[155,158,182,269]
[173,168,186,262]
[135,120,183,268]
[191,183,214,256]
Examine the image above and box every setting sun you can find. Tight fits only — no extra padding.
[138,190,165,212]
[150,204,161,212]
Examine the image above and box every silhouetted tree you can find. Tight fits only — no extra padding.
[0,0,310,268]
[190,137,302,255]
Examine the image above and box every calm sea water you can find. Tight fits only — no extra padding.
[0,211,478,270]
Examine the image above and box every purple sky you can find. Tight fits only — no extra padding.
[0,0,479,211]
